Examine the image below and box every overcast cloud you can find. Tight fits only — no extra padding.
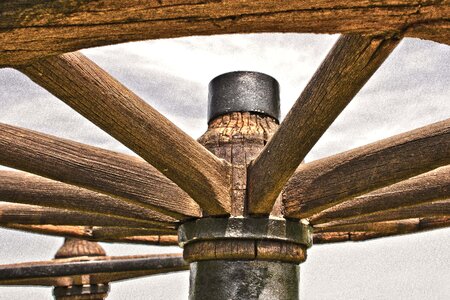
[0,33,449,299]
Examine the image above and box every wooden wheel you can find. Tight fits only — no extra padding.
[0,1,449,299]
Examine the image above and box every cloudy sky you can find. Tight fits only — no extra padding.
[0,33,449,299]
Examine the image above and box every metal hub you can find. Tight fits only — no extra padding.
[179,217,312,300]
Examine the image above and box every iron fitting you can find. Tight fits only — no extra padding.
[208,71,280,123]
[178,217,312,264]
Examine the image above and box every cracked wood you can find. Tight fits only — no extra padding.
[1,223,178,245]
[0,171,184,225]
[0,123,199,220]
[313,217,450,244]
[248,34,401,215]
[315,199,450,228]
[0,202,178,229]
[284,118,450,218]
[1,0,448,65]
[17,52,231,215]
[198,112,279,216]
[310,166,450,225]
[313,216,450,238]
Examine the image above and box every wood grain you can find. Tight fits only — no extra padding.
[183,239,306,263]
[18,52,231,215]
[0,202,177,229]
[248,34,400,215]
[284,118,450,218]
[315,199,450,228]
[0,170,186,225]
[55,238,106,259]
[198,112,279,216]
[1,0,448,65]
[1,224,178,245]
[0,123,199,220]
[310,166,450,224]
[313,217,450,244]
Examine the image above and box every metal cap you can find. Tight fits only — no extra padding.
[208,71,280,123]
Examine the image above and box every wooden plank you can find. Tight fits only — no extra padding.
[248,34,401,215]
[284,119,450,218]
[0,254,188,286]
[0,170,184,224]
[1,0,448,65]
[315,199,450,228]
[0,123,200,220]
[312,217,450,244]
[313,218,450,244]
[0,202,177,229]
[310,166,450,224]
[17,53,231,215]
[1,224,178,244]
[314,216,450,233]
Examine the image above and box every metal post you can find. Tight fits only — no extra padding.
[184,72,312,300]
[179,218,312,300]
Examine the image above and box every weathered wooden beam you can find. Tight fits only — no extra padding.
[314,216,450,234]
[312,217,450,244]
[247,34,401,215]
[0,254,188,286]
[0,202,177,229]
[310,166,450,224]
[17,53,231,215]
[1,0,448,65]
[0,170,184,225]
[1,224,178,244]
[284,119,450,218]
[0,123,200,220]
[315,199,450,229]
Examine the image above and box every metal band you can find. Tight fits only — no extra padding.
[178,217,312,248]
[208,71,281,123]
[53,284,109,297]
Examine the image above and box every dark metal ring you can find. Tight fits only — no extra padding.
[178,217,312,248]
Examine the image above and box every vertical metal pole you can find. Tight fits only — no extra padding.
[183,72,312,300]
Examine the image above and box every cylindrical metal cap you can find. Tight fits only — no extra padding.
[208,71,280,123]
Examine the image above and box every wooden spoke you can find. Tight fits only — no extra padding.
[0,202,177,229]
[91,226,177,239]
[284,119,450,218]
[0,254,188,286]
[120,235,179,246]
[1,224,178,245]
[0,123,200,220]
[310,166,450,225]
[313,217,450,244]
[1,1,448,65]
[0,171,185,225]
[18,53,231,215]
[248,34,401,214]
[315,199,450,228]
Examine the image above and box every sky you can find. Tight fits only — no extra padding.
[0,33,449,299]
